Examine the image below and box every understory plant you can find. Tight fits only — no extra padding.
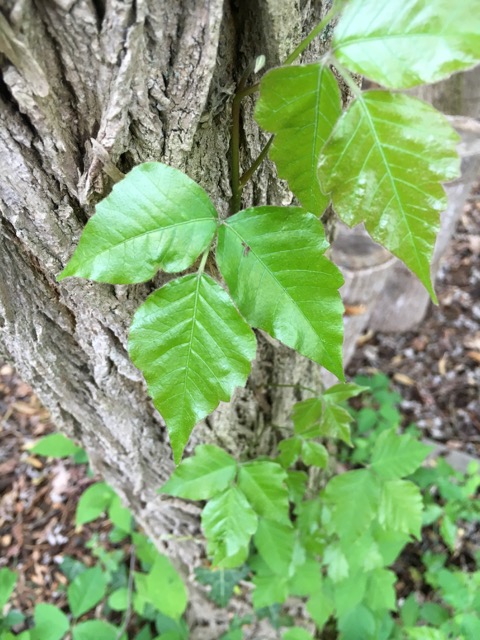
[49,0,480,636]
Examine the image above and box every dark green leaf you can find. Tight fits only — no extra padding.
[333,0,480,88]
[129,274,256,462]
[255,64,341,214]
[67,566,107,617]
[160,445,237,500]
[58,163,218,283]
[319,92,460,300]
[217,206,344,378]
[202,487,258,568]
[31,605,69,640]
[237,461,290,524]
[194,566,249,607]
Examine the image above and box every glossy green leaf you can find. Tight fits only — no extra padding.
[333,0,480,89]
[255,64,341,214]
[202,487,258,568]
[160,445,237,500]
[254,519,295,576]
[30,433,82,458]
[370,429,431,480]
[292,398,353,445]
[217,206,344,378]
[58,162,218,283]
[324,469,380,537]
[0,568,17,609]
[379,479,423,538]
[134,555,187,620]
[129,274,256,462]
[237,461,290,524]
[322,382,366,404]
[31,604,69,640]
[72,621,119,640]
[195,566,249,607]
[67,566,107,617]
[319,91,460,300]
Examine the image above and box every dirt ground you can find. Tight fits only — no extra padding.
[1,183,479,617]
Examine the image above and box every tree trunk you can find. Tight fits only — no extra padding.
[0,1,334,635]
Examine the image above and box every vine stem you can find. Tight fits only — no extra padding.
[115,546,136,640]
[284,3,339,65]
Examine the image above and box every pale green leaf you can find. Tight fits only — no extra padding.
[334,572,367,617]
[255,64,341,214]
[322,382,366,404]
[323,545,349,583]
[108,587,129,612]
[129,274,256,462]
[252,572,289,609]
[301,440,328,468]
[254,519,295,576]
[67,566,107,617]
[439,514,457,552]
[319,92,460,300]
[289,559,322,597]
[406,627,447,640]
[202,487,258,568]
[30,433,81,458]
[366,569,397,612]
[58,163,217,283]
[379,479,423,538]
[324,469,380,537]
[371,429,431,479]
[134,555,187,620]
[0,568,17,609]
[108,495,133,532]
[75,482,115,525]
[237,461,290,524]
[72,621,118,640]
[333,0,480,89]
[217,206,344,378]
[31,604,69,640]
[306,589,334,630]
[160,445,237,500]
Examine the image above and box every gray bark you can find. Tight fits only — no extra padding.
[0,1,333,636]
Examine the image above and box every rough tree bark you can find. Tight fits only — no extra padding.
[0,1,337,636]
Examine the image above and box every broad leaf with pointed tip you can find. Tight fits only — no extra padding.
[129,274,256,462]
[255,64,341,215]
[333,0,480,89]
[217,206,344,378]
[319,92,460,300]
[58,162,218,283]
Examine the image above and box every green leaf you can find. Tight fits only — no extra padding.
[319,91,460,300]
[30,433,82,458]
[160,445,237,500]
[322,382,366,404]
[370,429,431,480]
[0,568,17,609]
[72,621,118,640]
[306,589,334,630]
[154,612,189,639]
[255,64,341,214]
[293,398,353,444]
[323,546,349,583]
[337,604,375,639]
[277,437,302,468]
[75,482,115,525]
[289,559,322,597]
[237,461,290,524]
[217,206,344,378]
[67,566,107,617]
[195,566,249,607]
[301,440,328,468]
[334,572,367,617]
[333,0,480,89]
[58,162,218,283]
[129,274,256,462]
[108,587,129,612]
[31,604,69,640]
[283,628,314,640]
[286,471,308,505]
[439,514,457,552]
[324,469,380,537]
[252,573,289,609]
[254,519,295,576]
[366,569,397,612]
[379,479,423,538]
[202,487,258,568]
[108,495,133,532]
[134,555,187,620]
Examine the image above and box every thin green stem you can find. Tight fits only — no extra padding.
[239,135,274,187]
[284,4,339,65]
[197,239,213,277]
[330,56,362,98]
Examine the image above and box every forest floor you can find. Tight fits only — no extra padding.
[0,184,479,617]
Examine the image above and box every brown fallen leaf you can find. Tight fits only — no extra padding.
[438,355,447,376]
[357,330,374,346]
[466,351,480,364]
[344,304,367,316]
[24,455,43,469]
[12,402,39,416]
